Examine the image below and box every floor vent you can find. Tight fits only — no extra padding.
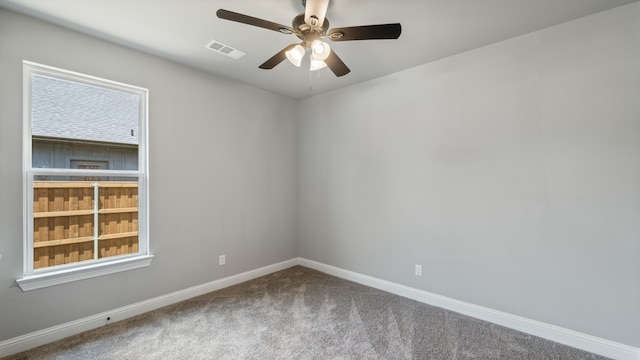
[205,39,246,60]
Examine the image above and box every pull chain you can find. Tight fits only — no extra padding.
[309,70,322,93]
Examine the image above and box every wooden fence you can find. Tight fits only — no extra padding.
[33,181,138,269]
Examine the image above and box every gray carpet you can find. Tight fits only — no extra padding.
[4,266,608,359]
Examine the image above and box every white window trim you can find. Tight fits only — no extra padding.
[19,61,152,291]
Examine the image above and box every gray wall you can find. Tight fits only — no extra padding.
[0,9,297,341]
[297,3,640,347]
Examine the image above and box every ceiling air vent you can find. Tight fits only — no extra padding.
[205,39,246,60]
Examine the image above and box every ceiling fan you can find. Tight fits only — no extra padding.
[216,0,402,77]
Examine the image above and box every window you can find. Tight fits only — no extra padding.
[18,61,152,291]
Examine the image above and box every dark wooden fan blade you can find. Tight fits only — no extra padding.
[328,23,402,41]
[324,50,350,77]
[217,9,294,34]
[259,44,297,69]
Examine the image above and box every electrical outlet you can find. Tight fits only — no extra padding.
[219,254,226,266]
[415,264,422,276]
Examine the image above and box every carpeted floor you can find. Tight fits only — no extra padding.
[3,266,608,359]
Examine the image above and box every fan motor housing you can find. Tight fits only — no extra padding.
[292,13,329,46]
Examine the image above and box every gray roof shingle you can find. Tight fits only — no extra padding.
[31,74,139,145]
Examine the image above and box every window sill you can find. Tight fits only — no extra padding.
[17,255,154,291]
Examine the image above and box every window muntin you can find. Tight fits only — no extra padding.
[22,61,150,284]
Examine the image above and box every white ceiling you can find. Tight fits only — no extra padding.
[1,0,637,99]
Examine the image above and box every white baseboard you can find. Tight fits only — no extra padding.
[298,257,640,360]
[2,257,638,360]
[0,258,298,358]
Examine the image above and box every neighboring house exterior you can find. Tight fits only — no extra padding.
[31,74,139,172]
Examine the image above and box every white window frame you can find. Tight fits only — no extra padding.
[18,61,152,291]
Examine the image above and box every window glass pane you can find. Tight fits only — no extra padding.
[30,74,139,170]
[22,62,149,284]
[32,175,140,270]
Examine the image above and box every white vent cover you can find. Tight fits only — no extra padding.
[205,39,246,60]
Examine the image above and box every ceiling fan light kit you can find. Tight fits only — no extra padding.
[216,0,402,77]
[310,58,327,71]
[311,40,330,60]
[285,45,305,67]
[309,39,330,70]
